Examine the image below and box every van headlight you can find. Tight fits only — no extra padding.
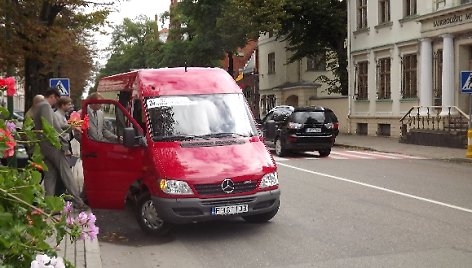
[259,172,279,188]
[160,179,194,195]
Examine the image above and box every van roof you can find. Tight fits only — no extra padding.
[97,67,242,96]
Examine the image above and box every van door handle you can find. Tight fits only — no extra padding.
[83,152,97,158]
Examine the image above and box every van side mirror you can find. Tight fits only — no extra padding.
[123,127,147,147]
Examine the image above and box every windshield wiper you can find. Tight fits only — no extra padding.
[204,132,251,138]
[153,134,212,141]
[154,135,197,141]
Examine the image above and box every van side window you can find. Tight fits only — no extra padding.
[86,103,122,143]
[132,99,145,130]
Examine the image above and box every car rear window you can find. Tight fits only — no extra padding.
[290,111,326,124]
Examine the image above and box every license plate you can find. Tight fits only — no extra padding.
[306,128,321,133]
[211,204,249,215]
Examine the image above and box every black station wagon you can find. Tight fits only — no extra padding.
[260,106,339,157]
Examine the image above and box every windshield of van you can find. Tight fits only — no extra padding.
[146,93,258,141]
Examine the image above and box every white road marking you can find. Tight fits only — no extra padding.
[277,162,472,214]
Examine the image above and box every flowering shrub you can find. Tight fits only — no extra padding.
[0,103,96,267]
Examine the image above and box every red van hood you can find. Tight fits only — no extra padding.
[149,138,275,183]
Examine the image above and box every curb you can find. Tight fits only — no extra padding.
[85,236,102,268]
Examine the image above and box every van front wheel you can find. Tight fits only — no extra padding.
[135,195,172,236]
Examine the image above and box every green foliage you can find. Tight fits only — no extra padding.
[0,116,80,267]
[99,16,164,77]
[0,0,116,111]
[277,0,348,95]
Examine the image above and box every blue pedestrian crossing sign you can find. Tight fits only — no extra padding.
[49,78,70,96]
[460,71,472,94]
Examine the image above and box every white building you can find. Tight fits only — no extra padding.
[347,0,472,137]
[257,33,348,132]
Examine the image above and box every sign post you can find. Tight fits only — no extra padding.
[460,71,472,158]
[49,78,70,96]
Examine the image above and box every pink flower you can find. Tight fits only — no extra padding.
[69,111,81,121]
[6,121,16,132]
[0,128,16,158]
[66,215,75,225]
[76,211,89,225]
[87,212,96,224]
[87,224,100,240]
[63,201,73,214]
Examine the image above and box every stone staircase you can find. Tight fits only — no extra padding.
[400,106,470,149]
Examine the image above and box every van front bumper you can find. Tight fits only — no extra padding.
[151,189,281,224]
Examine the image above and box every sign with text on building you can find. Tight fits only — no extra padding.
[49,78,70,96]
[460,71,472,94]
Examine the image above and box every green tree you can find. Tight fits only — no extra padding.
[158,0,284,75]
[99,16,163,77]
[0,0,113,111]
[277,0,348,95]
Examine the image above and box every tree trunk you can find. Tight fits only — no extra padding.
[24,57,48,112]
[227,51,234,78]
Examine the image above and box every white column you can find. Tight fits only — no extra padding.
[420,38,433,115]
[441,34,455,115]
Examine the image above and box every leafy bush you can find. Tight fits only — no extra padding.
[0,105,96,268]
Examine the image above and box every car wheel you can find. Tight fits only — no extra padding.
[135,194,172,236]
[318,149,331,157]
[243,203,280,223]
[275,138,287,157]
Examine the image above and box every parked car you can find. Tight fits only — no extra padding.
[260,106,339,157]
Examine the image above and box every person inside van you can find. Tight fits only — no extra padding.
[86,92,118,143]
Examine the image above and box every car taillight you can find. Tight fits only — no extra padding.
[333,122,339,129]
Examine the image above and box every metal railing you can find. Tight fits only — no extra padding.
[400,106,470,138]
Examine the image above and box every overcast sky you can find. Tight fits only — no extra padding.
[94,0,171,64]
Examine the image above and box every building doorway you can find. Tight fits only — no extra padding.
[285,95,299,107]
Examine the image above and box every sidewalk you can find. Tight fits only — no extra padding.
[335,133,472,163]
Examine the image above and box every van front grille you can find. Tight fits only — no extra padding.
[194,180,258,196]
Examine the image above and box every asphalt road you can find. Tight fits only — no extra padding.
[96,153,472,268]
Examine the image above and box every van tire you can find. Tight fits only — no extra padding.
[274,138,287,157]
[135,194,172,236]
[243,203,279,223]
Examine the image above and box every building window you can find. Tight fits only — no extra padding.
[268,52,276,74]
[379,0,390,23]
[377,58,391,99]
[404,0,417,17]
[401,54,417,98]
[357,0,368,29]
[462,0,472,4]
[433,49,443,106]
[306,54,326,71]
[356,61,368,100]
[435,0,446,10]
[261,94,276,115]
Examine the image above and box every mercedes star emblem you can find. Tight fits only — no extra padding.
[221,179,235,193]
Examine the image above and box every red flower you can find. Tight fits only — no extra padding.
[0,128,16,158]
[4,77,16,96]
[0,77,16,96]
[30,162,44,172]
[81,115,89,131]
